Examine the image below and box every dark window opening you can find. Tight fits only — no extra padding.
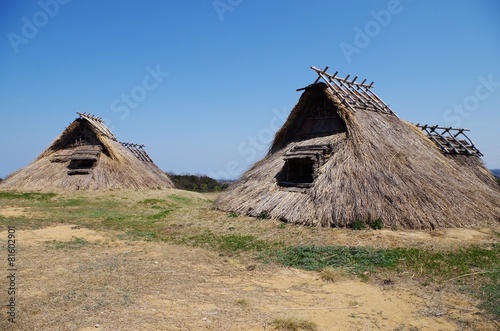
[67,159,96,175]
[72,126,98,147]
[277,158,314,188]
[276,144,333,189]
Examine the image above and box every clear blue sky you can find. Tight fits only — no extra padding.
[1,0,499,179]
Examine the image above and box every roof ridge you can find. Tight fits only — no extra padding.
[309,66,398,117]
[76,112,117,141]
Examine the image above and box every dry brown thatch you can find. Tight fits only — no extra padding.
[0,112,174,191]
[215,69,500,229]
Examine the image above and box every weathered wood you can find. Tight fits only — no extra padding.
[416,124,482,156]
[310,66,397,116]
[313,66,329,84]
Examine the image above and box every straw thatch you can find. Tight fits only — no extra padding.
[1,113,174,191]
[215,78,500,229]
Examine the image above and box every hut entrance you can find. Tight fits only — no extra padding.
[277,144,332,188]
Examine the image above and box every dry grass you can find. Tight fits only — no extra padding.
[319,267,350,283]
[270,316,318,331]
[216,83,500,229]
[0,189,499,330]
[1,239,272,330]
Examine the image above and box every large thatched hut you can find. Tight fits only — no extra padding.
[216,67,500,229]
[1,112,173,190]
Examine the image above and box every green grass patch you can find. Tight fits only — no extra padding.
[394,245,500,281]
[273,244,499,279]
[48,237,91,250]
[0,191,56,201]
[477,269,500,320]
[368,218,384,230]
[257,212,270,220]
[167,194,190,203]
[81,208,131,221]
[102,217,154,230]
[60,198,86,206]
[351,219,366,230]
[350,218,384,230]
[275,245,399,272]
[146,209,174,220]
[139,198,166,205]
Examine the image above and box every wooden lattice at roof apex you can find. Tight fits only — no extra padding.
[77,112,117,141]
[417,124,483,157]
[303,66,397,116]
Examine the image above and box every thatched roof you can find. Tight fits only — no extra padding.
[1,112,174,191]
[215,67,500,229]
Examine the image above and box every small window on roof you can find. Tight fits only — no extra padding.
[67,159,96,175]
[67,145,101,175]
[276,144,332,188]
[278,158,314,187]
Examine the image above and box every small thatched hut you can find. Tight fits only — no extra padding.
[215,67,500,229]
[1,112,174,191]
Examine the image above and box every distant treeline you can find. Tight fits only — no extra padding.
[491,169,500,186]
[166,173,233,192]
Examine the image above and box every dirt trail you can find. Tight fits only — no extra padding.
[15,224,108,243]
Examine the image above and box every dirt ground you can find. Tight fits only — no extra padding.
[0,224,498,331]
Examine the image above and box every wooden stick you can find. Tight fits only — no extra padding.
[313,66,329,83]
[447,271,490,282]
[283,306,358,310]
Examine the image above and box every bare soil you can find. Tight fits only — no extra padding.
[0,222,498,330]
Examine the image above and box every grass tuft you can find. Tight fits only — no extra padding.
[319,267,349,282]
[146,209,174,220]
[48,237,91,250]
[235,298,250,307]
[351,219,366,230]
[270,316,318,331]
[368,218,384,230]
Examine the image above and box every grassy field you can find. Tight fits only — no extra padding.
[0,189,499,330]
